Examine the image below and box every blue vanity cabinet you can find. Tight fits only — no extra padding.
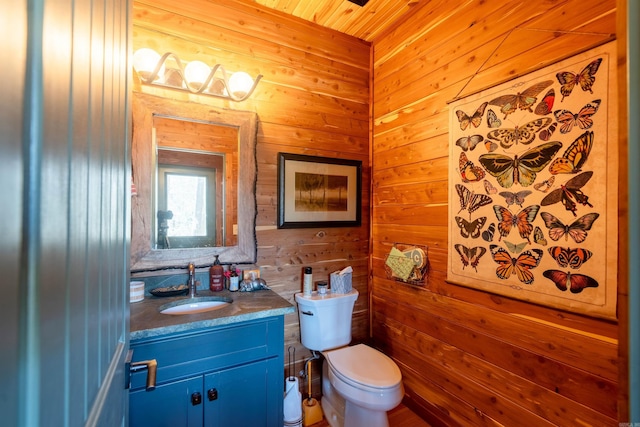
[204,357,282,425]
[130,376,203,426]
[129,316,285,427]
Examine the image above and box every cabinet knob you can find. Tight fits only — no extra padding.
[207,388,218,401]
[191,391,202,406]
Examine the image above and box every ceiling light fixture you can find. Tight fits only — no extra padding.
[132,49,262,102]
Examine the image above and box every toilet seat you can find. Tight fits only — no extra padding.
[324,344,402,391]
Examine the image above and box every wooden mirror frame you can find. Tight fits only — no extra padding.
[131,93,257,272]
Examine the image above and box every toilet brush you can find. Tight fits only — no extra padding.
[302,360,323,426]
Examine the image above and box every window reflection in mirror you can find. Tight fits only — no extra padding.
[153,116,238,250]
[156,160,220,248]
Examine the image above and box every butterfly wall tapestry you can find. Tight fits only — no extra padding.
[447,41,618,319]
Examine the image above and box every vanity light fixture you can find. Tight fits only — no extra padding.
[132,48,262,102]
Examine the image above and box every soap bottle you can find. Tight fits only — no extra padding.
[209,255,224,292]
[303,267,313,296]
[228,265,239,292]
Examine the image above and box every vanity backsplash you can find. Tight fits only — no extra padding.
[132,265,261,298]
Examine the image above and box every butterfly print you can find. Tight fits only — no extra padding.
[488,80,553,119]
[487,109,502,128]
[533,226,548,246]
[534,176,555,192]
[456,134,484,151]
[548,131,593,175]
[540,211,600,243]
[556,58,602,101]
[489,245,544,284]
[543,270,599,293]
[485,140,498,153]
[547,246,593,269]
[498,190,532,208]
[455,216,487,239]
[459,152,485,182]
[493,204,540,243]
[456,102,488,131]
[478,141,562,188]
[534,89,555,115]
[487,117,552,149]
[456,184,493,219]
[539,122,557,141]
[484,179,497,195]
[554,100,601,134]
[454,244,487,272]
[505,240,527,254]
[541,171,593,215]
[482,223,496,242]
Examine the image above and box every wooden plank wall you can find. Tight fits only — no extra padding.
[132,0,371,388]
[370,0,623,425]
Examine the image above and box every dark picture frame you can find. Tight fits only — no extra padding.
[277,153,362,228]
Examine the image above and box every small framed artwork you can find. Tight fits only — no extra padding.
[277,153,362,228]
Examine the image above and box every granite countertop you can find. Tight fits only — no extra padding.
[130,288,295,341]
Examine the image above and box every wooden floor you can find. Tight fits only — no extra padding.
[305,403,431,427]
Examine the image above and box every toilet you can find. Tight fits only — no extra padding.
[295,289,404,427]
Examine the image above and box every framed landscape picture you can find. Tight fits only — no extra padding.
[277,153,362,228]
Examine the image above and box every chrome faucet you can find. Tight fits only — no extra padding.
[188,262,197,297]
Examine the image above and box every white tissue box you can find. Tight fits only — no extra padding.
[330,271,352,294]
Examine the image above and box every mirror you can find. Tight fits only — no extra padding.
[154,117,236,249]
[131,93,257,272]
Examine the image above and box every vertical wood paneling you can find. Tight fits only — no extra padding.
[371,0,622,425]
[4,0,130,425]
[89,0,109,413]
[40,0,73,419]
[132,0,371,382]
[0,0,26,424]
[68,0,93,423]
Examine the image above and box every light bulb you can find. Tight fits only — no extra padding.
[184,61,210,91]
[228,71,254,99]
[133,48,163,82]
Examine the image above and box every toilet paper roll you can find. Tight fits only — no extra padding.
[130,281,145,303]
[283,376,302,424]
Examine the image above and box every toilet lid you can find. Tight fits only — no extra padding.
[324,344,401,389]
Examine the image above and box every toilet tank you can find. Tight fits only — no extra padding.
[295,289,359,351]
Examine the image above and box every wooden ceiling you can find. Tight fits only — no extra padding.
[250,0,422,42]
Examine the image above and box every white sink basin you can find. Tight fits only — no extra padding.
[159,297,232,315]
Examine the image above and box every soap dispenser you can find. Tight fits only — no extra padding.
[209,255,224,292]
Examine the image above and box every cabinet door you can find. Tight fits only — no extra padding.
[204,358,282,427]
[130,376,203,427]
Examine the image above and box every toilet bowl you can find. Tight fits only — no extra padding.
[295,290,404,427]
[322,344,404,427]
